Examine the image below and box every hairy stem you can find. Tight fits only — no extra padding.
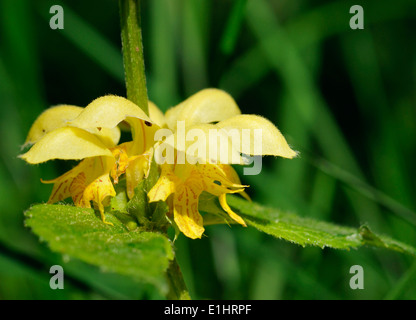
[119,0,149,114]
[118,0,190,300]
[166,258,191,300]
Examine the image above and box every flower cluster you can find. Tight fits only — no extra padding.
[20,89,297,238]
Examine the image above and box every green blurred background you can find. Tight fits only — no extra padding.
[0,0,415,299]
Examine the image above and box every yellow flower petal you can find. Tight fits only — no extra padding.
[197,164,246,196]
[125,154,150,199]
[216,114,298,158]
[110,141,153,198]
[148,101,167,128]
[90,126,121,149]
[219,194,246,226]
[148,164,179,202]
[161,123,245,165]
[149,162,247,238]
[165,89,241,131]
[215,164,251,201]
[70,95,161,156]
[84,173,116,225]
[69,171,91,208]
[110,142,131,184]
[23,105,83,147]
[42,168,80,205]
[43,156,116,225]
[20,127,113,164]
[68,95,152,129]
[23,104,120,149]
[42,157,115,208]
[173,184,205,239]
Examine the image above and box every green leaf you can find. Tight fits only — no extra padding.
[126,178,151,225]
[202,194,416,256]
[126,158,170,231]
[110,179,129,214]
[24,204,174,293]
[357,225,416,256]
[228,195,361,249]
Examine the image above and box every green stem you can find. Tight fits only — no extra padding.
[119,0,149,115]
[118,0,190,300]
[166,258,191,300]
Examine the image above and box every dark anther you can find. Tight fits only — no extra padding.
[144,121,152,127]
[213,180,222,186]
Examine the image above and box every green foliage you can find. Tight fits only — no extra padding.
[1,0,415,299]
[21,193,415,297]
[124,160,171,232]
[201,194,416,255]
[24,204,174,294]
[231,196,416,255]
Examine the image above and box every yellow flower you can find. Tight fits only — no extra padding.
[148,162,249,239]
[67,95,162,198]
[20,95,159,224]
[148,89,298,239]
[21,104,120,149]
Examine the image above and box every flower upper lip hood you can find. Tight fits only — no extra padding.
[215,114,298,158]
[66,95,158,155]
[22,104,121,149]
[20,126,115,164]
[165,88,241,131]
[20,95,158,164]
[156,89,298,166]
[148,88,298,239]
[148,101,167,128]
[66,95,153,131]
